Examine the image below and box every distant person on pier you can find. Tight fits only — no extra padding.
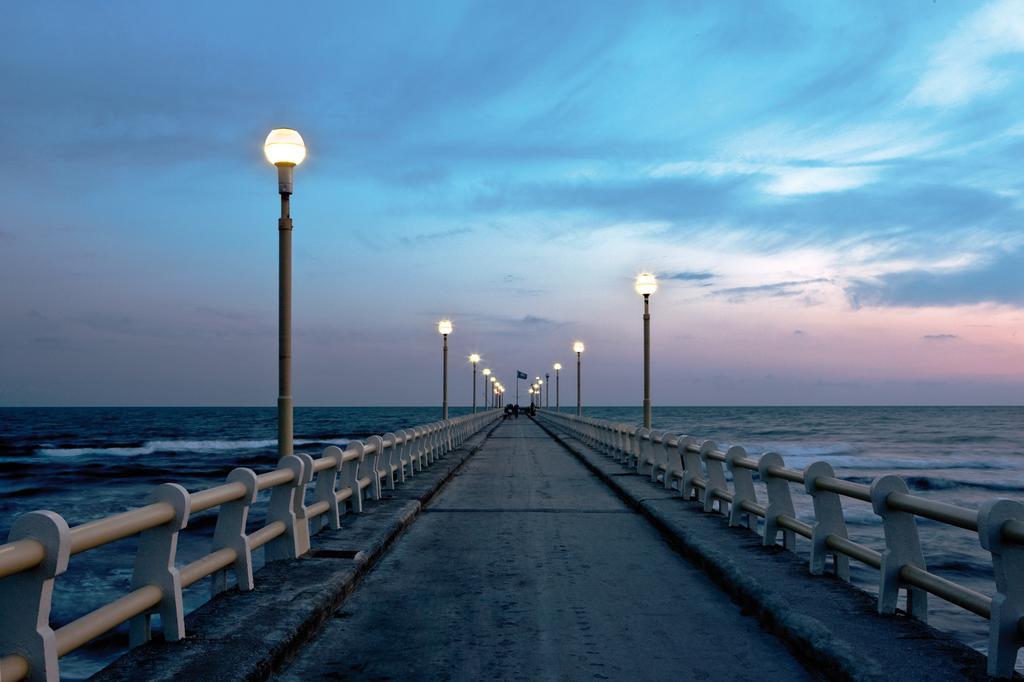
[503,404,513,419]
[512,404,520,418]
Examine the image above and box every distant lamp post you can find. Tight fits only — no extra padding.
[264,128,307,458]
[482,367,492,408]
[553,363,562,412]
[438,319,453,419]
[469,353,481,413]
[488,375,496,408]
[573,341,585,416]
[635,272,658,428]
[537,378,544,410]
[545,373,550,408]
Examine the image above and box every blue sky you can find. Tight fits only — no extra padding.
[1,1,1022,406]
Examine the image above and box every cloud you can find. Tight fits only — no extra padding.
[910,0,1024,107]
[761,165,880,196]
[846,248,1024,308]
[521,315,554,326]
[712,278,831,303]
[660,270,716,282]
[652,160,881,196]
[793,329,807,336]
[399,227,472,245]
[922,334,959,341]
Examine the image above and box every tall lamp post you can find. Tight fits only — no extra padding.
[635,273,658,428]
[482,368,492,408]
[553,363,562,412]
[438,320,453,419]
[573,341,585,416]
[469,353,481,413]
[545,373,550,408]
[264,128,306,458]
[537,378,544,410]
[488,375,496,408]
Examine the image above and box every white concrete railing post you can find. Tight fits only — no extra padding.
[871,475,927,621]
[680,440,705,502]
[726,446,758,530]
[978,499,1024,677]
[804,462,851,580]
[382,434,398,491]
[265,453,313,561]
[129,483,191,647]
[700,440,729,515]
[648,430,667,484]
[1,510,71,682]
[312,446,345,532]
[212,467,259,595]
[666,435,694,493]
[366,435,386,500]
[635,428,652,475]
[759,452,796,550]
[394,430,410,482]
[341,442,365,514]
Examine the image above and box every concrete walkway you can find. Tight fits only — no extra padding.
[276,419,814,681]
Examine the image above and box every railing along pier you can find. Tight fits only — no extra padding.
[0,410,500,682]
[536,410,1024,678]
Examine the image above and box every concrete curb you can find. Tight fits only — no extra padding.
[532,416,994,682]
[92,419,502,682]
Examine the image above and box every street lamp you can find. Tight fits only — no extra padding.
[573,341,585,416]
[438,319,453,419]
[635,272,658,428]
[482,367,491,408]
[553,363,562,412]
[469,353,481,414]
[264,128,306,458]
[545,373,550,408]
[537,378,544,410]
[489,375,496,409]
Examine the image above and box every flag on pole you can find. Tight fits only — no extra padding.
[517,370,528,379]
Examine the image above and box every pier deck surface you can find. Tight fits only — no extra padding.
[276,418,813,681]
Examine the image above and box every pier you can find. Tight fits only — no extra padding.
[1,410,1017,680]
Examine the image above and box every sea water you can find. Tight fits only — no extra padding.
[1,406,1021,677]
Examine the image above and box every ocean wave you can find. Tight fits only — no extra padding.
[777,454,1013,472]
[35,437,351,458]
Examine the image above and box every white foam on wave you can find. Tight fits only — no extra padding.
[36,437,351,458]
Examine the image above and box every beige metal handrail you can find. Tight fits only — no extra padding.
[0,409,501,682]
[537,409,1024,678]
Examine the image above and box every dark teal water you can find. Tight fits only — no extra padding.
[1,406,1021,676]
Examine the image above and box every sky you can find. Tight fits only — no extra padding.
[0,1,1022,406]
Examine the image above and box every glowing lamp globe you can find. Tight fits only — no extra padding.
[634,272,658,296]
[573,341,585,354]
[490,376,496,383]
[438,319,453,335]
[469,353,481,364]
[482,368,491,377]
[553,362,562,371]
[264,128,306,166]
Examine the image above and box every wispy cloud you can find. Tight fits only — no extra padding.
[712,278,831,304]
[660,270,716,282]
[910,0,1024,108]
[922,334,959,341]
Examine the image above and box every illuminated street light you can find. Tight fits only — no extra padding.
[635,273,657,428]
[469,353,481,414]
[573,341,585,416]
[438,320,453,419]
[482,367,492,408]
[264,128,306,458]
[553,363,562,412]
